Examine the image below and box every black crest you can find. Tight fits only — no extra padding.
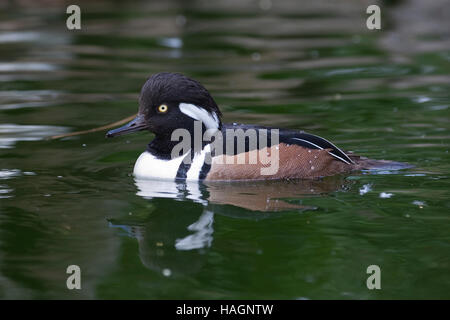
[139,72,222,119]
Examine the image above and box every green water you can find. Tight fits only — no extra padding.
[0,0,449,299]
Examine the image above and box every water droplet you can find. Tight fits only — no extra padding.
[414,96,431,103]
[412,200,426,208]
[379,192,393,198]
[359,183,372,195]
[159,37,183,49]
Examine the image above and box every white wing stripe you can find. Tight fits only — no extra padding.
[291,137,352,165]
[328,152,351,165]
[291,138,324,150]
[308,134,355,164]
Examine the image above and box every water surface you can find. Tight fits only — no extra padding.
[0,0,449,299]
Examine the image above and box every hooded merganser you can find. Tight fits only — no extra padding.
[107,72,402,181]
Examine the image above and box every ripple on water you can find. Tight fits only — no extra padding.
[0,62,57,72]
[0,90,62,110]
[0,124,68,148]
[0,184,13,199]
[0,169,26,199]
[0,169,36,180]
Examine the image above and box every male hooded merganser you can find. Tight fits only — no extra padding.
[107,72,401,181]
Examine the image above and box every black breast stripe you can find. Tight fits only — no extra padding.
[199,151,212,180]
[175,152,193,180]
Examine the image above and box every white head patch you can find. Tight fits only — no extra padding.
[179,103,220,130]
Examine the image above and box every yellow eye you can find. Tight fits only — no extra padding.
[158,104,168,113]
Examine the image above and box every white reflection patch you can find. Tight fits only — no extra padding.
[175,210,214,251]
[134,177,206,205]
[0,124,68,148]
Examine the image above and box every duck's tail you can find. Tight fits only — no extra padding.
[348,153,414,171]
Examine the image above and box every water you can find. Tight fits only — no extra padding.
[0,0,449,299]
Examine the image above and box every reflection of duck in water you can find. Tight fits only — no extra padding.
[135,175,351,212]
[109,176,351,275]
[109,198,213,276]
[107,73,409,181]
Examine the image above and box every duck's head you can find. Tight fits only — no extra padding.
[106,72,222,139]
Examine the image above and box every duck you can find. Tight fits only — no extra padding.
[107,72,401,181]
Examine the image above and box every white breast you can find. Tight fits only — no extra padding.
[133,145,211,181]
[133,151,186,180]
